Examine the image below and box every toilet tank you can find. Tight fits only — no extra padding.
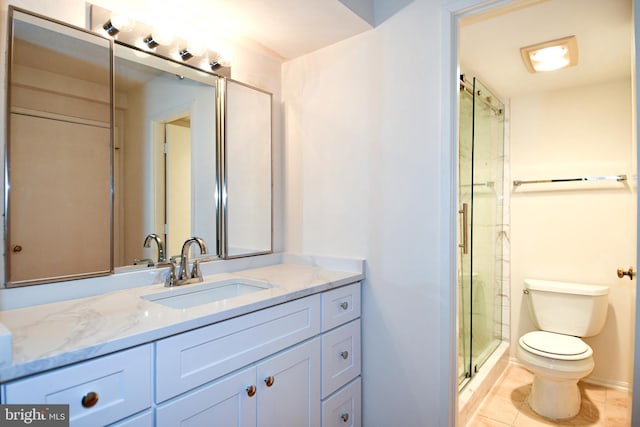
[524,279,609,337]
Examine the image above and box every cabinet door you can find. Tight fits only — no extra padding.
[257,338,321,427]
[155,367,256,427]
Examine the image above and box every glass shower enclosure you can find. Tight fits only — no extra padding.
[458,76,505,387]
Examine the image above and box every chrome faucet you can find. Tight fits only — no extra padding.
[165,237,208,287]
[180,237,208,280]
[144,233,166,264]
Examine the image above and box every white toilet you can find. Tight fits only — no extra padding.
[516,278,609,420]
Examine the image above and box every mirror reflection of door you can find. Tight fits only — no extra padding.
[6,8,113,286]
[165,119,192,257]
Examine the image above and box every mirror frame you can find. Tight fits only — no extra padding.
[217,78,273,259]
[5,6,114,287]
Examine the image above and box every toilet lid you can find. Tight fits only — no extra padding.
[521,331,590,357]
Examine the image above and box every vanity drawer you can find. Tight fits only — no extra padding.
[3,345,152,427]
[155,294,321,402]
[321,377,361,427]
[321,319,361,398]
[321,283,361,332]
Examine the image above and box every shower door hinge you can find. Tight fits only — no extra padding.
[474,364,479,374]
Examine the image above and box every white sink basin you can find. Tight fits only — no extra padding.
[142,278,273,309]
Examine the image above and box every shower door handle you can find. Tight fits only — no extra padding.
[458,203,469,254]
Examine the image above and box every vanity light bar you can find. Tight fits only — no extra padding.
[89,4,231,77]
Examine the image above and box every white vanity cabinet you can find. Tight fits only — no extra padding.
[1,345,153,426]
[155,281,361,427]
[0,281,362,427]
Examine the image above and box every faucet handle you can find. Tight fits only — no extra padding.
[191,259,203,280]
[134,258,155,267]
[165,256,180,287]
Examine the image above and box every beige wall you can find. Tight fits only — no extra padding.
[510,78,636,388]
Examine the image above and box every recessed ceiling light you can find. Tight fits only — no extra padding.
[520,36,578,73]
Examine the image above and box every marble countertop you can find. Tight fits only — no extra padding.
[0,258,364,382]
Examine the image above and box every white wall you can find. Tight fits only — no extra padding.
[282,0,453,424]
[510,78,636,388]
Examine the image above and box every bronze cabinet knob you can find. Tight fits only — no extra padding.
[81,391,99,408]
[264,376,275,387]
[246,385,257,397]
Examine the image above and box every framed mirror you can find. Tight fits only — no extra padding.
[113,45,219,267]
[6,6,274,288]
[219,79,273,258]
[5,7,113,287]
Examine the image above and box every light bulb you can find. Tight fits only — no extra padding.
[187,41,206,57]
[530,46,570,72]
[218,53,231,67]
[110,13,132,32]
[152,28,174,46]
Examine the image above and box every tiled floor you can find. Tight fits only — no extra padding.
[467,364,632,426]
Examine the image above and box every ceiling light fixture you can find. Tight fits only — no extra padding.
[520,36,578,73]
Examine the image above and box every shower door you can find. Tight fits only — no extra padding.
[458,76,505,386]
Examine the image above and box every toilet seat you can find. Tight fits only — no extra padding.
[519,331,592,361]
